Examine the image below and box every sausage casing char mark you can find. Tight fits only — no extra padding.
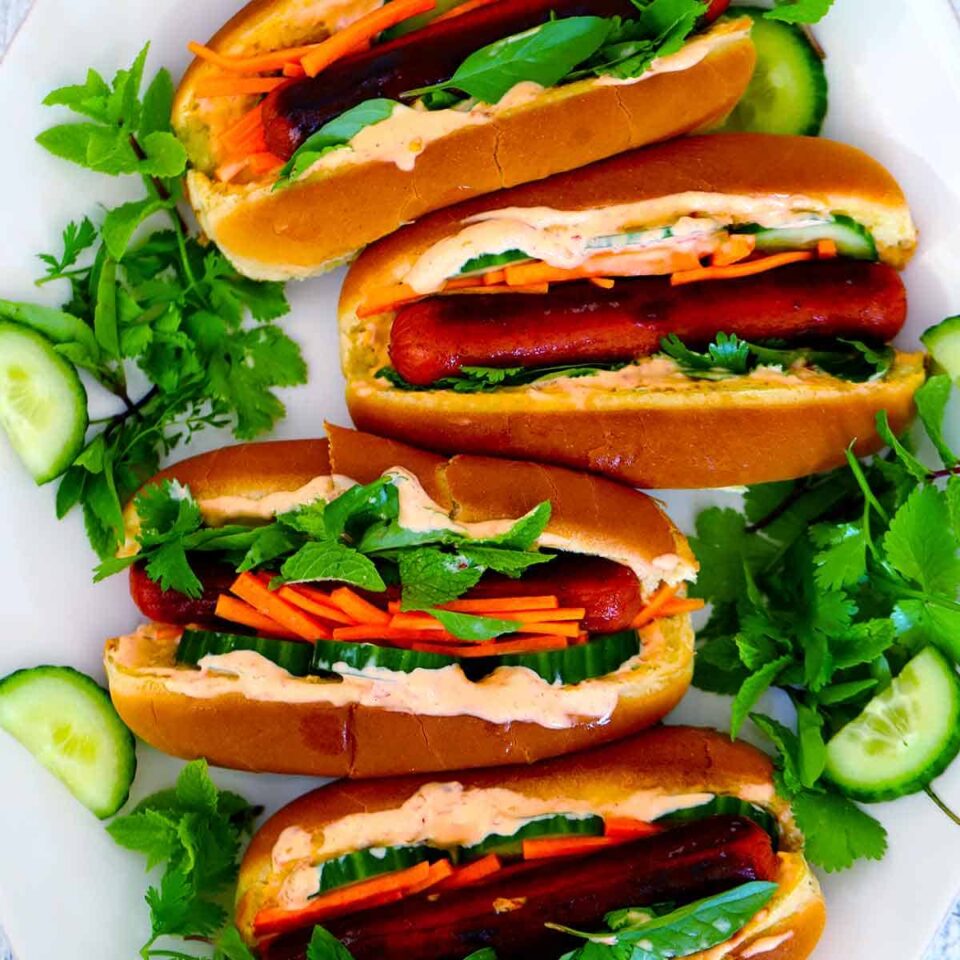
[388,260,908,385]
[261,816,779,960]
[129,556,641,633]
[261,0,640,158]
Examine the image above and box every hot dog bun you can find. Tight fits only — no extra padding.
[106,427,697,777]
[339,133,925,488]
[172,0,756,281]
[235,725,825,959]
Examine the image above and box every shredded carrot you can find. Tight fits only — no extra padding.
[711,234,755,267]
[221,105,265,150]
[301,0,437,77]
[194,75,287,98]
[604,818,661,840]
[483,268,508,286]
[448,282,550,296]
[357,283,422,318]
[283,61,307,77]
[187,40,334,76]
[389,612,446,631]
[817,239,838,258]
[330,587,391,625]
[631,584,680,629]
[443,276,483,291]
[214,595,301,639]
[473,608,586,624]
[231,573,331,641]
[277,586,357,625]
[438,854,503,890]
[246,151,285,174]
[253,860,432,936]
[439,596,559,613]
[405,859,455,894]
[522,836,622,860]
[658,597,706,616]
[501,247,702,288]
[511,621,581,638]
[589,277,615,289]
[670,251,815,286]
[434,0,503,23]
[215,158,250,183]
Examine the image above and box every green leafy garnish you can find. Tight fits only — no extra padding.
[765,0,835,23]
[691,367,960,870]
[107,759,258,960]
[306,926,356,960]
[0,46,306,561]
[458,249,531,276]
[377,361,627,393]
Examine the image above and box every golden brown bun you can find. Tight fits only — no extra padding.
[173,4,756,280]
[346,351,925,489]
[234,726,823,960]
[104,612,693,778]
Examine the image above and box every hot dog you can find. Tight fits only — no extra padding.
[389,259,907,385]
[340,133,926,488]
[173,0,756,280]
[236,727,826,960]
[104,425,698,777]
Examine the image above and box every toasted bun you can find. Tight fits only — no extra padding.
[234,725,824,959]
[338,133,922,488]
[172,3,756,280]
[107,426,696,777]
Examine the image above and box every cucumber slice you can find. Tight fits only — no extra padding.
[177,630,315,677]
[317,846,441,894]
[462,813,604,860]
[719,9,827,136]
[0,666,136,818]
[312,638,460,674]
[457,249,532,277]
[0,322,87,484]
[656,797,779,846]
[922,315,960,380]
[586,227,675,252]
[825,647,960,802]
[738,215,877,260]
[498,630,641,684]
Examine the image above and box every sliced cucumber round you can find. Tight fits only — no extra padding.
[0,322,87,484]
[312,639,460,674]
[720,9,827,136]
[498,630,641,684]
[177,630,315,677]
[739,216,877,260]
[457,249,532,277]
[824,647,960,802]
[922,315,960,381]
[0,666,136,818]
[656,796,779,846]
[462,813,604,860]
[317,846,440,894]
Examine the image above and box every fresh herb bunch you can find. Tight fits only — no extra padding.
[99,473,555,639]
[2,45,305,560]
[107,759,259,960]
[690,373,960,871]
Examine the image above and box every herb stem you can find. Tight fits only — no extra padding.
[926,785,960,828]
[929,465,960,480]
[35,266,90,286]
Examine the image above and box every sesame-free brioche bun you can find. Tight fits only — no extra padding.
[172,0,756,281]
[235,725,825,959]
[106,427,696,777]
[339,133,923,488]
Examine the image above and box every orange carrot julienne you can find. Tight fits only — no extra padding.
[434,0,503,23]
[405,858,455,894]
[253,860,432,936]
[632,584,680,628]
[446,282,551,296]
[389,612,446,631]
[589,277,615,289]
[711,233,755,267]
[522,836,622,860]
[670,251,815,286]
[214,595,302,639]
[472,607,586,623]
[604,817,661,840]
[438,854,503,889]
[330,587,391,625]
[277,586,357,625]
[188,40,334,76]
[231,572,331,641]
[357,283,422,317]
[483,268,508,285]
[300,0,437,76]
[817,239,838,258]
[283,61,307,77]
[511,621,581,638]
[220,104,266,149]
[658,597,706,616]
[439,596,559,613]
[194,75,287,98]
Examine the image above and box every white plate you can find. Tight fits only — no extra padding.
[1,2,959,958]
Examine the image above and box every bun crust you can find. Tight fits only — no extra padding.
[173,3,756,280]
[234,726,823,960]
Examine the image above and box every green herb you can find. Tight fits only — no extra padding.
[428,607,523,641]
[306,926,356,960]
[377,361,627,393]
[458,249,531,275]
[106,759,258,960]
[765,0,835,23]
[660,333,893,382]
[551,881,778,960]
[690,369,960,870]
[0,47,305,561]
[277,99,399,185]
[404,17,615,103]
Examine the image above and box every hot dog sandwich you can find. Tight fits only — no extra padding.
[103,426,697,777]
[173,0,756,279]
[341,133,925,488]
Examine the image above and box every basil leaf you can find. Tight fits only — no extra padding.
[427,608,519,641]
[279,540,386,591]
[406,17,614,104]
[277,99,399,184]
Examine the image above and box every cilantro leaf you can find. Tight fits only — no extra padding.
[688,508,752,603]
[693,632,751,696]
[884,485,960,595]
[765,0,835,23]
[730,656,792,737]
[811,522,867,590]
[280,540,386,591]
[377,361,627,392]
[750,713,804,796]
[399,548,484,610]
[791,790,887,872]
[214,924,257,960]
[37,217,98,277]
[306,926,356,960]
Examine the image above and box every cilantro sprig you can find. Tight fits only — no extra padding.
[690,372,960,871]
[0,45,306,560]
[107,759,258,960]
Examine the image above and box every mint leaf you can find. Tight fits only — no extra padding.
[693,632,751,696]
[138,130,189,177]
[730,656,792,737]
[884,485,960,595]
[399,548,483,610]
[949,476,960,542]
[458,544,555,577]
[175,759,219,814]
[93,257,120,356]
[324,477,398,542]
[102,197,171,260]
[791,790,886,872]
[280,540,386,591]
[428,608,520,641]
[107,809,180,870]
[236,525,300,573]
[306,926,356,960]
[139,68,175,139]
[766,0,835,23]
[470,501,552,549]
[43,68,111,121]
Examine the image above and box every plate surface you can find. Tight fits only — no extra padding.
[1,2,959,958]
